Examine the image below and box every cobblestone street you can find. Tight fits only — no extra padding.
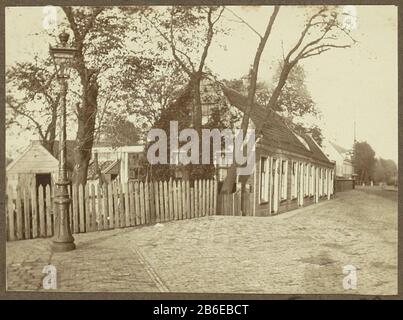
[6,188,397,295]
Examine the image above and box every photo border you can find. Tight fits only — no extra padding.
[0,0,401,300]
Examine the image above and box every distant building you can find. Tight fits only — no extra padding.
[6,140,75,191]
[322,141,354,179]
[87,145,146,186]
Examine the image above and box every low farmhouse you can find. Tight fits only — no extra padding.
[6,140,75,192]
[153,78,336,216]
[221,86,335,216]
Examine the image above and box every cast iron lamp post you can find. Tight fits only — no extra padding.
[49,30,77,252]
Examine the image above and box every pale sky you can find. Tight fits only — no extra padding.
[5,5,398,162]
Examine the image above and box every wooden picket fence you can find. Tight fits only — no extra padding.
[216,191,254,216]
[6,179,217,241]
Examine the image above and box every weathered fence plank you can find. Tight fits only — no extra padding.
[128,182,135,226]
[23,188,31,239]
[144,182,150,224]
[154,182,160,223]
[45,185,53,237]
[85,184,91,232]
[139,182,145,225]
[38,185,46,237]
[97,185,103,231]
[7,187,15,241]
[78,184,85,233]
[168,179,173,221]
[68,185,73,231]
[159,181,165,222]
[134,182,140,225]
[118,183,125,228]
[16,188,23,240]
[102,185,108,229]
[163,181,168,223]
[177,180,183,220]
[107,183,114,229]
[112,182,119,228]
[72,184,79,233]
[213,179,217,215]
[31,186,38,238]
[186,180,190,219]
[91,184,97,231]
[172,180,177,220]
[124,182,130,227]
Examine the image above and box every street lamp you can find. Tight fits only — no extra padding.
[49,30,77,252]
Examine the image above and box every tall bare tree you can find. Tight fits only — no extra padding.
[62,6,135,184]
[220,5,356,193]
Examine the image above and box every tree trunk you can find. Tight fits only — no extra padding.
[42,97,60,155]
[72,77,99,185]
[220,6,280,195]
[192,75,202,136]
[183,75,203,181]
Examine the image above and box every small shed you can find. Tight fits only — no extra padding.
[6,140,75,192]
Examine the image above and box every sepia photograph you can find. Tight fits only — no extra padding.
[4,3,398,296]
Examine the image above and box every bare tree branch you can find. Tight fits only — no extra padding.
[225,7,263,39]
